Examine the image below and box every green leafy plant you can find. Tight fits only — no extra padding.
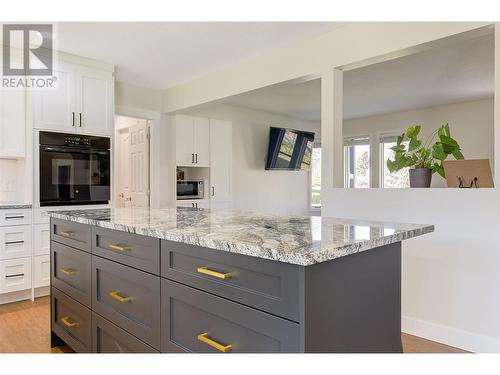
[386,123,464,178]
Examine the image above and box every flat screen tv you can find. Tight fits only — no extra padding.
[265,127,315,171]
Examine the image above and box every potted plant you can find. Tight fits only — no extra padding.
[386,123,464,188]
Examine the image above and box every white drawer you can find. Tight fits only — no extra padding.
[176,199,210,209]
[33,254,50,288]
[0,257,32,293]
[0,209,32,226]
[0,225,32,260]
[34,223,50,256]
[34,204,110,224]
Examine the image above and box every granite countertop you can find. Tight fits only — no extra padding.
[49,207,434,266]
[0,203,32,209]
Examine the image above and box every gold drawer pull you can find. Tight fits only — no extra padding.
[197,333,232,353]
[60,316,79,328]
[197,266,232,279]
[109,291,133,303]
[60,230,75,237]
[109,244,131,252]
[61,268,77,276]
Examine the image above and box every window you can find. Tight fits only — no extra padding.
[344,136,370,188]
[311,146,321,208]
[380,135,410,188]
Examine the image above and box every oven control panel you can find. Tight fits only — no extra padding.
[63,136,90,146]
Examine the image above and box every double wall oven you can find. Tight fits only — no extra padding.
[39,131,111,206]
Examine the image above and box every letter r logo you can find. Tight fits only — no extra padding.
[2,24,53,76]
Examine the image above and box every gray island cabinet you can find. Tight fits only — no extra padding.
[49,208,433,353]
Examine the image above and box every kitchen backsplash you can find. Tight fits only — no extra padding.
[0,159,31,203]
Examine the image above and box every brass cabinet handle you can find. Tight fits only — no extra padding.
[109,244,131,252]
[60,230,75,237]
[109,291,133,303]
[61,268,77,276]
[197,333,232,352]
[60,316,79,328]
[197,266,232,279]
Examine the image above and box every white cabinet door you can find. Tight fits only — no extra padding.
[0,88,25,158]
[209,119,232,202]
[193,116,210,167]
[0,257,31,293]
[129,121,150,207]
[34,224,50,256]
[77,66,114,136]
[32,60,77,132]
[0,225,32,260]
[33,254,50,288]
[176,115,195,166]
[0,49,25,158]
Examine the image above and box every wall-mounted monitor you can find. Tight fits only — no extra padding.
[265,127,315,171]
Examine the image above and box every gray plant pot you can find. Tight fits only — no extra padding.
[409,168,432,188]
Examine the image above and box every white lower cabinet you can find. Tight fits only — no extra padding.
[176,199,210,209]
[34,223,50,256]
[0,257,32,294]
[33,255,50,288]
[0,225,32,260]
[209,119,232,203]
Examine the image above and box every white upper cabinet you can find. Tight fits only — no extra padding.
[175,115,210,167]
[176,115,195,166]
[193,117,210,167]
[0,50,26,158]
[77,66,114,136]
[209,119,232,202]
[33,60,113,136]
[0,88,26,158]
[32,60,76,133]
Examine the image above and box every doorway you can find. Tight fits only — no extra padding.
[114,115,150,208]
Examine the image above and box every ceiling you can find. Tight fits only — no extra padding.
[56,22,344,90]
[225,31,494,121]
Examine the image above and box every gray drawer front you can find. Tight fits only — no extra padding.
[161,240,301,321]
[92,227,160,275]
[92,313,159,353]
[51,241,91,307]
[161,279,300,353]
[51,287,92,353]
[51,218,91,252]
[92,255,161,349]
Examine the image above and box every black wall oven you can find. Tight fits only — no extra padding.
[39,131,111,206]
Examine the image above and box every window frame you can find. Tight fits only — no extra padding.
[343,134,371,188]
[309,141,322,212]
[378,131,410,189]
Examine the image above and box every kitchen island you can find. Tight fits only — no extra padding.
[48,207,433,353]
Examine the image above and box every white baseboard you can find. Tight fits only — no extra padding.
[402,315,500,353]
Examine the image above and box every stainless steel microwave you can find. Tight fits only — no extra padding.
[177,180,204,200]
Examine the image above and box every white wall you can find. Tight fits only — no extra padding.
[184,104,320,215]
[344,98,494,187]
[115,81,163,113]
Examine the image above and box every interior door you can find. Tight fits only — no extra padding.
[209,119,232,202]
[116,129,131,207]
[77,66,114,136]
[193,116,210,167]
[129,121,150,207]
[175,115,195,166]
[33,60,76,132]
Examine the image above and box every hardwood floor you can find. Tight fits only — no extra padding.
[0,296,467,353]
